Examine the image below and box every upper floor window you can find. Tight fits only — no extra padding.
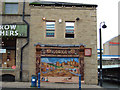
[5,3,18,14]
[65,22,75,38]
[46,21,55,37]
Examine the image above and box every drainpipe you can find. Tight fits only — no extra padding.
[20,0,30,81]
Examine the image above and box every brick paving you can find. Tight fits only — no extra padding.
[1,82,102,88]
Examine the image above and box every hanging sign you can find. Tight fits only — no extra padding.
[84,48,92,56]
[0,25,27,37]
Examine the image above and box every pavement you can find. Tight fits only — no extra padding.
[1,82,102,88]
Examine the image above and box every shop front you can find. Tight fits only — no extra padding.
[0,24,27,80]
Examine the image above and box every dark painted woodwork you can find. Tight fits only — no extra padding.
[36,45,85,80]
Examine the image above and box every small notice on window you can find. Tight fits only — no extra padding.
[0,49,6,53]
[84,48,92,56]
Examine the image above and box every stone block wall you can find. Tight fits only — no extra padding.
[0,2,30,81]
[0,1,98,84]
[29,6,98,84]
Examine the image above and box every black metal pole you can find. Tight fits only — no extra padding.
[99,28,102,87]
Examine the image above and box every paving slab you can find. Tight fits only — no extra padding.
[1,82,102,88]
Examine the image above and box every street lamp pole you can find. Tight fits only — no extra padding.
[99,22,107,87]
[99,26,102,87]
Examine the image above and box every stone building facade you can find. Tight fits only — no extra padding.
[103,35,120,55]
[0,1,98,85]
[0,1,30,81]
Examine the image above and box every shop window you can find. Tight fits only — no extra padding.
[46,21,55,37]
[2,50,15,69]
[5,3,18,14]
[1,38,16,69]
[65,22,75,38]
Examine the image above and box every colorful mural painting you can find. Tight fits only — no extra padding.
[41,57,79,77]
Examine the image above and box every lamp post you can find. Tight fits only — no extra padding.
[99,22,107,87]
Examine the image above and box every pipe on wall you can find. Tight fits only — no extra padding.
[20,1,30,81]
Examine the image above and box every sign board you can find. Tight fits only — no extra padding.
[0,49,6,53]
[0,25,27,37]
[84,48,92,56]
[109,42,120,44]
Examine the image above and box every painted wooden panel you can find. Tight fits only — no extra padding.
[41,57,79,77]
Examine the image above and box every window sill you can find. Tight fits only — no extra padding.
[0,67,15,70]
[1,14,30,16]
[65,38,75,39]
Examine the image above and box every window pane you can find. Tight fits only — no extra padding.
[46,26,55,29]
[65,34,74,38]
[5,3,18,14]
[66,22,74,26]
[65,22,75,38]
[46,22,55,37]
[66,30,74,33]
[65,22,74,31]
[46,22,55,30]
[66,26,74,30]
[46,22,55,24]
